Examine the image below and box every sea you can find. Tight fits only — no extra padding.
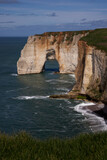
[0,37,107,139]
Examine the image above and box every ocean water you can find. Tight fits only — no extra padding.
[0,37,106,139]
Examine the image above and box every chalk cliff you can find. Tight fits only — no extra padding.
[72,41,107,103]
[71,29,107,103]
[17,29,107,103]
[17,31,87,74]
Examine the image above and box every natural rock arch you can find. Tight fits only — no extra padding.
[17,33,84,75]
[42,49,59,72]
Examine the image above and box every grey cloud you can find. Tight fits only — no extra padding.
[0,13,10,15]
[0,12,39,16]
[46,12,57,17]
[81,19,107,28]
[81,18,87,21]
[0,0,19,4]
[0,21,15,23]
[0,11,57,17]
[18,13,39,16]
[0,19,107,36]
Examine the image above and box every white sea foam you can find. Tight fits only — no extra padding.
[14,95,49,100]
[46,79,72,84]
[56,87,69,92]
[46,79,55,82]
[11,73,18,76]
[48,72,54,75]
[74,102,107,132]
[56,79,73,84]
[69,74,75,78]
[6,87,29,93]
[64,99,71,104]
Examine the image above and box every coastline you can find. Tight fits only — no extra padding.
[50,93,107,128]
[80,103,107,121]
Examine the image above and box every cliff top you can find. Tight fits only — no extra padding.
[34,28,107,53]
[35,30,89,37]
[81,28,107,53]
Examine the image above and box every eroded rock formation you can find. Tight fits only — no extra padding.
[17,32,87,75]
[17,29,107,103]
[72,41,107,103]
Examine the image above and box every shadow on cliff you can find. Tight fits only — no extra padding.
[94,104,107,123]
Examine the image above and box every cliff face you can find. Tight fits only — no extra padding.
[17,32,86,75]
[17,29,107,103]
[73,41,107,103]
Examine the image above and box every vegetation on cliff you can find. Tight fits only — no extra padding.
[35,30,89,37]
[35,30,89,45]
[0,131,107,160]
[81,28,107,53]
[35,28,107,53]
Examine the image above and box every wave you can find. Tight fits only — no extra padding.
[56,87,69,92]
[48,72,54,75]
[74,102,107,132]
[64,99,71,104]
[69,74,75,78]
[11,73,18,76]
[13,95,49,100]
[46,79,73,84]
[6,87,29,93]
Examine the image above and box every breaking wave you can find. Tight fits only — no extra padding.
[74,102,107,132]
[11,73,18,77]
[13,95,49,100]
[69,74,75,78]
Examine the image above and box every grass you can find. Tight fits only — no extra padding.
[81,28,107,53]
[34,28,107,52]
[35,30,89,45]
[35,30,89,37]
[77,95,87,100]
[0,131,107,160]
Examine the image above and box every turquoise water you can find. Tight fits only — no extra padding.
[1,37,105,139]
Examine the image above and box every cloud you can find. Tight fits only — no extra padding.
[0,10,57,17]
[81,18,87,21]
[81,19,107,28]
[46,12,57,17]
[0,0,19,4]
[18,13,39,16]
[0,21,15,23]
[0,12,39,16]
[0,19,107,36]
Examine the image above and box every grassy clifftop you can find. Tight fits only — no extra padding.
[35,30,89,37]
[35,28,107,53]
[81,28,107,53]
[0,131,107,160]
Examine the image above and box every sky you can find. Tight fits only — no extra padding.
[0,0,107,36]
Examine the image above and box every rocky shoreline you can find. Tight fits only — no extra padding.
[50,93,107,121]
[17,28,107,124]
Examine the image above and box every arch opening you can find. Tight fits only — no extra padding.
[43,49,59,72]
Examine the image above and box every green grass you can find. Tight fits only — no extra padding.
[35,28,107,52]
[81,28,107,53]
[35,30,89,37]
[0,131,107,160]
[77,95,87,100]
